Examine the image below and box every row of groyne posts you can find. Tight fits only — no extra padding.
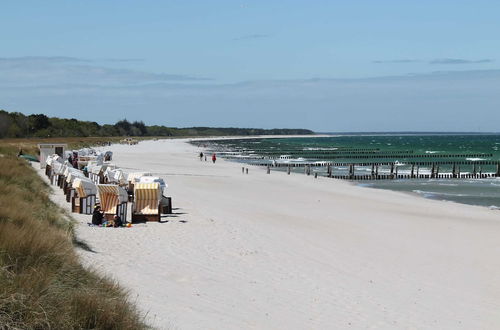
[256,160,500,180]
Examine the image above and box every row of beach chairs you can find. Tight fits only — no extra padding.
[45,154,172,222]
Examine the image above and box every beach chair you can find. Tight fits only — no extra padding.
[106,168,127,186]
[45,156,54,177]
[97,184,128,221]
[56,163,68,189]
[104,167,115,184]
[101,164,116,183]
[45,154,60,179]
[62,165,78,193]
[89,165,104,184]
[71,178,97,214]
[126,172,152,201]
[132,183,161,222]
[65,170,86,202]
[50,161,64,186]
[133,175,172,215]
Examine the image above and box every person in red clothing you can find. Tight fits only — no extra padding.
[212,153,216,163]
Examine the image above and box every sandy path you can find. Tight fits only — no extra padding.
[38,139,500,329]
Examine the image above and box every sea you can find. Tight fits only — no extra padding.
[196,134,500,209]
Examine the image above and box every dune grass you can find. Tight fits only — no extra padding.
[0,136,130,157]
[0,155,149,329]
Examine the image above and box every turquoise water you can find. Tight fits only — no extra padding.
[198,134,500,208]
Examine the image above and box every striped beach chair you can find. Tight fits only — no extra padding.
[72,178,97,214]
[132,183,161,222]
[126,172,152,201]
[97,184,128,221]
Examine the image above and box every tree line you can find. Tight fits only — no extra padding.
[0,109,314,138]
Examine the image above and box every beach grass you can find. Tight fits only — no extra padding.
[0,136,133,157]
[0,154,149,329]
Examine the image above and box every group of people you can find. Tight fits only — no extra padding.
[92,205,124,227]
[199,152,217,163]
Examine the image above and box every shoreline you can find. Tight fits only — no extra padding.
[39,138,500,329]
[190,135,500,211]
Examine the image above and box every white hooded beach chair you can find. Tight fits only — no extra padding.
[114,169,128,186]
[97,184,128,221]
[64,170,86,202]
[61,165,78,192]
[71,178,97,214]
[89,165,104,184]
[105,168,127,186]
[104,167,116,184]
[52,162,67,187]
[90,164,116,184]
[45,154,62,178]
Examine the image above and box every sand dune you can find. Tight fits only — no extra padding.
[40,138,500,329]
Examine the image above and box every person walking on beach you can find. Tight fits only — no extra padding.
[212,153,216,163]
[199,152,204,161]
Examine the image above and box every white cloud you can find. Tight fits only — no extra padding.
[0,56,210,88]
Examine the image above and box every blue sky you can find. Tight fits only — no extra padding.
[1,1,500,131]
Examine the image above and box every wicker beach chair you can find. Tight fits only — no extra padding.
[97,184,128,221]
[71,178,97,214]
[126,172,152,201]
[65,170,87,202]
[50,161,64,186]
[132,182,161,222]
[104,167,126,185]
[89,165,106,184]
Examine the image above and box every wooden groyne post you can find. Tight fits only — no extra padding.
[247,160,500,180]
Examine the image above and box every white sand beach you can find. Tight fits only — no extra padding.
[39,138,500,329]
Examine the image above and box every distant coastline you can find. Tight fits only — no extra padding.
[0,109,314,139]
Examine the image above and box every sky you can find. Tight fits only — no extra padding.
[1,1,500,132]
